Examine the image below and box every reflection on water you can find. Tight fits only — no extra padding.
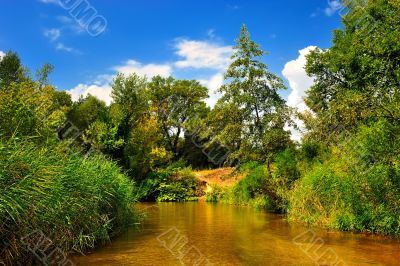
[72,202,400,265]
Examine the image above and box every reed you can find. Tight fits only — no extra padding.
[0,138,139,265]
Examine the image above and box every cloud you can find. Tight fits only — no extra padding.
[43,27,79,53]
[207,29,216,39]
[174,39,232,70]
[44,28,61,42]
[55,43,78,53]
[325,0,342,16]
[67,60,172,105]
[66,35,232,107]
[67,83,112,105]
[282,46,317,142]
[199,72,224,107]
[0,51,5,60]
[57,16,85,34]
[113,60,172,78]
[282,46,316,112]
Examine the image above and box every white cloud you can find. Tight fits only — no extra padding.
[174,39,232,70]
[325,0,342,16]
[43,28,79,54]
[0,51,5,60]
[67,60,172,105]
[113,60,172,78]
[282,46,317,142]
[199,72,224,107]
[67,83,112,105]
[282,46,316,112]
[56,43,75,53]
[44,28,61,42]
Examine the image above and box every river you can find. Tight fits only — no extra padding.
[72,202,400,265]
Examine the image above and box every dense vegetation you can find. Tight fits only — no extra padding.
[208,0,400,234]
[0,54,139,264]
[1,0,400,264]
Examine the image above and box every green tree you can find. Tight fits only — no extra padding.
[67,95,108,131]
[112,73,148,121]
[304,0,400,141]
[0,51,27,88]
[213,24,290,163]
[148,76,209,157]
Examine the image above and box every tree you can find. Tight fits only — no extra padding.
[0,51,27,88]
[112,73,149,121]
[304,0,400,141]
[67,95,108,131]
[213,24,290,163]
[148,76,209,157]
[36,63,54,89]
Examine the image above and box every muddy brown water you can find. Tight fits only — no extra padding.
[71,202,400,265]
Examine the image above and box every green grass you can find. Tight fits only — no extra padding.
[0,138,139,265]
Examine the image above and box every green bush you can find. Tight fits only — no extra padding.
[0,139,139,265]
[136,164,202,202]
[239,161,261,172]
[289,120,400,234]
[233,165,268,203]
[205,184,224,202]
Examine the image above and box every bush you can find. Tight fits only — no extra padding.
[0,139,139,265]
[136,164,203,202]
[288,120,400,234]
[205,184,224,202]
[233,165,268,203]
[157,168,201,202]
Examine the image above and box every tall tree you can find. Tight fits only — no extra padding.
[213,25,290,163]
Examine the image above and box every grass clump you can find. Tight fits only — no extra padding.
[0,139,139,265]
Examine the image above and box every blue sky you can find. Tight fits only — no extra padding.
[0,0,343,108]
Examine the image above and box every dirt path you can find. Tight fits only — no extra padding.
[194,168,245,200]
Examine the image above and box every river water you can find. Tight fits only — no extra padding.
[72,202,400,265]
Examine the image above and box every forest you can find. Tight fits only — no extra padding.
[1,0,400,265]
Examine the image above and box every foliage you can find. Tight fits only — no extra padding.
[205,184,224,202]
[0,82,69,141]
[289,120,400,234]
[0,139,139,265]
[136,165,203,202]
[0,51,27,88]
[149,76,209,157]
[287,0,400,235]
[67,95,108,132]
[209,24,292,163]
[304,0,400,140]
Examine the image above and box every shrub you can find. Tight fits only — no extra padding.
[136,164,203,202]
[288,120,400,234]
[205,184,224,202]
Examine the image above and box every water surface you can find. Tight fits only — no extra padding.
[72,202,400,265]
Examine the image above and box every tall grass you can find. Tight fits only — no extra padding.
[0,138,139,265]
